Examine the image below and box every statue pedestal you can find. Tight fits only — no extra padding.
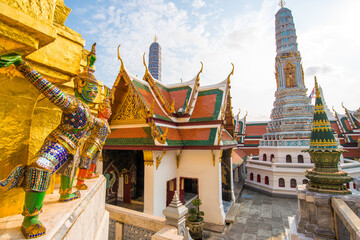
[0,176,108,240]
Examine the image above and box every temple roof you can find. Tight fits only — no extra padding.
[232,148,247,168]
[105,49,236,150]
[332,104,360,144]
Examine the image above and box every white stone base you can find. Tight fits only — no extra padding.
[283,216,312,240]
[0,176,108,240]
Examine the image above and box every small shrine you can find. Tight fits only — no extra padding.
[103,46,237,230]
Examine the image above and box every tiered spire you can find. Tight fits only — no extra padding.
[149,36,162,82]
[309,77,337,150]
[304,77,353,195]
[262,4,313,143]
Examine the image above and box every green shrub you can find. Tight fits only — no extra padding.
[187,198,204,222]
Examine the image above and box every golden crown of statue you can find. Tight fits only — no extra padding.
[74,43,100,86]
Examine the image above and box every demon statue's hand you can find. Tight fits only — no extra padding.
[0,53,23,68]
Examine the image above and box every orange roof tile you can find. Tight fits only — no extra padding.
[158,126,217,146]
[222,130,233,141]
[245,124,267,136]
[137,87,169,119]
[109,128,148,139]
[232,148,247,165]
[170,89,190,110]
[178,128,213,141]
[331,121,341,135]
[191,94,217,119]
[162,127,213,141]
[163,127,182,141]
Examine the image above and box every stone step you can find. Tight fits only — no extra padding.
[225,203,241,223]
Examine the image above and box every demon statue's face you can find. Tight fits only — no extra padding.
[81,81,99,102]
[99,100,112,119]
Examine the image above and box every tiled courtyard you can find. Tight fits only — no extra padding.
[206,188,298,240]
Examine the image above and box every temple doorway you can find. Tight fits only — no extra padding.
[103,150,144,209]
[179,177,198,207]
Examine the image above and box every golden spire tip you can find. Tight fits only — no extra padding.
[278,0,286,8]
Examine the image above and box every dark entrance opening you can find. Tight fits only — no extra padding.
[180,177,198,207]
[102,150,144,210]
[221,149,232,202]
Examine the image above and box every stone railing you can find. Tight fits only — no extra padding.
[106,191,191,240]
[106,204,183,240]
[331,198,360,240]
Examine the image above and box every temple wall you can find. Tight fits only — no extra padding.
[151,151,178,216]
[0,0,85,218]
[178,150,225,226]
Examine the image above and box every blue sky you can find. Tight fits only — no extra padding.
[64,0,360,121]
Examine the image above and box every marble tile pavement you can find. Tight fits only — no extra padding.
[204,188,298,240]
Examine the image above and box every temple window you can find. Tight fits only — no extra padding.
[265,176,269,185]
[279,178,285,187]
[298,155,304,163]
[257,174,261,183]
[286,155,292,163]
[302,179,308,184]
[263,154,267,161]
[250,173,254,181]
[290,179,297,188]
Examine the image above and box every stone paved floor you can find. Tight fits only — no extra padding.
[205,188,298,240]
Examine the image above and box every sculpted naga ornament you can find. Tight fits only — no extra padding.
[0,43,103,239]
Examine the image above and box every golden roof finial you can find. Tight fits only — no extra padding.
[227,63,234,84]
[143,52,149,74]
[278,0,286,8]
[196,62,203,81]
[117,45,125,70]
[154,35,157,42]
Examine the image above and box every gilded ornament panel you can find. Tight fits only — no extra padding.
[284,61,296,88]
[114,91,147,120]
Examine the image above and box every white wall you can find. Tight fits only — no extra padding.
[259,146,311,164]
[152,150,178,216]
[178,150,225,226]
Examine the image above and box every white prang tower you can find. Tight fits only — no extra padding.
[246,1,315,196]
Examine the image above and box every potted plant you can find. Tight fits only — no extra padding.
[186,198,204,240]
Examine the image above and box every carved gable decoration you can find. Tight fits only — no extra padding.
[114,90,148,120]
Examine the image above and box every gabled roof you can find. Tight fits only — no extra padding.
[232,148,247,168]
[106,49,237,149]
[143,58,202,117]
[343,104,360,130]
[332,104,360,144]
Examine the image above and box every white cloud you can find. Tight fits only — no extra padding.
[192,0,206,10]
[65,0,360,121]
